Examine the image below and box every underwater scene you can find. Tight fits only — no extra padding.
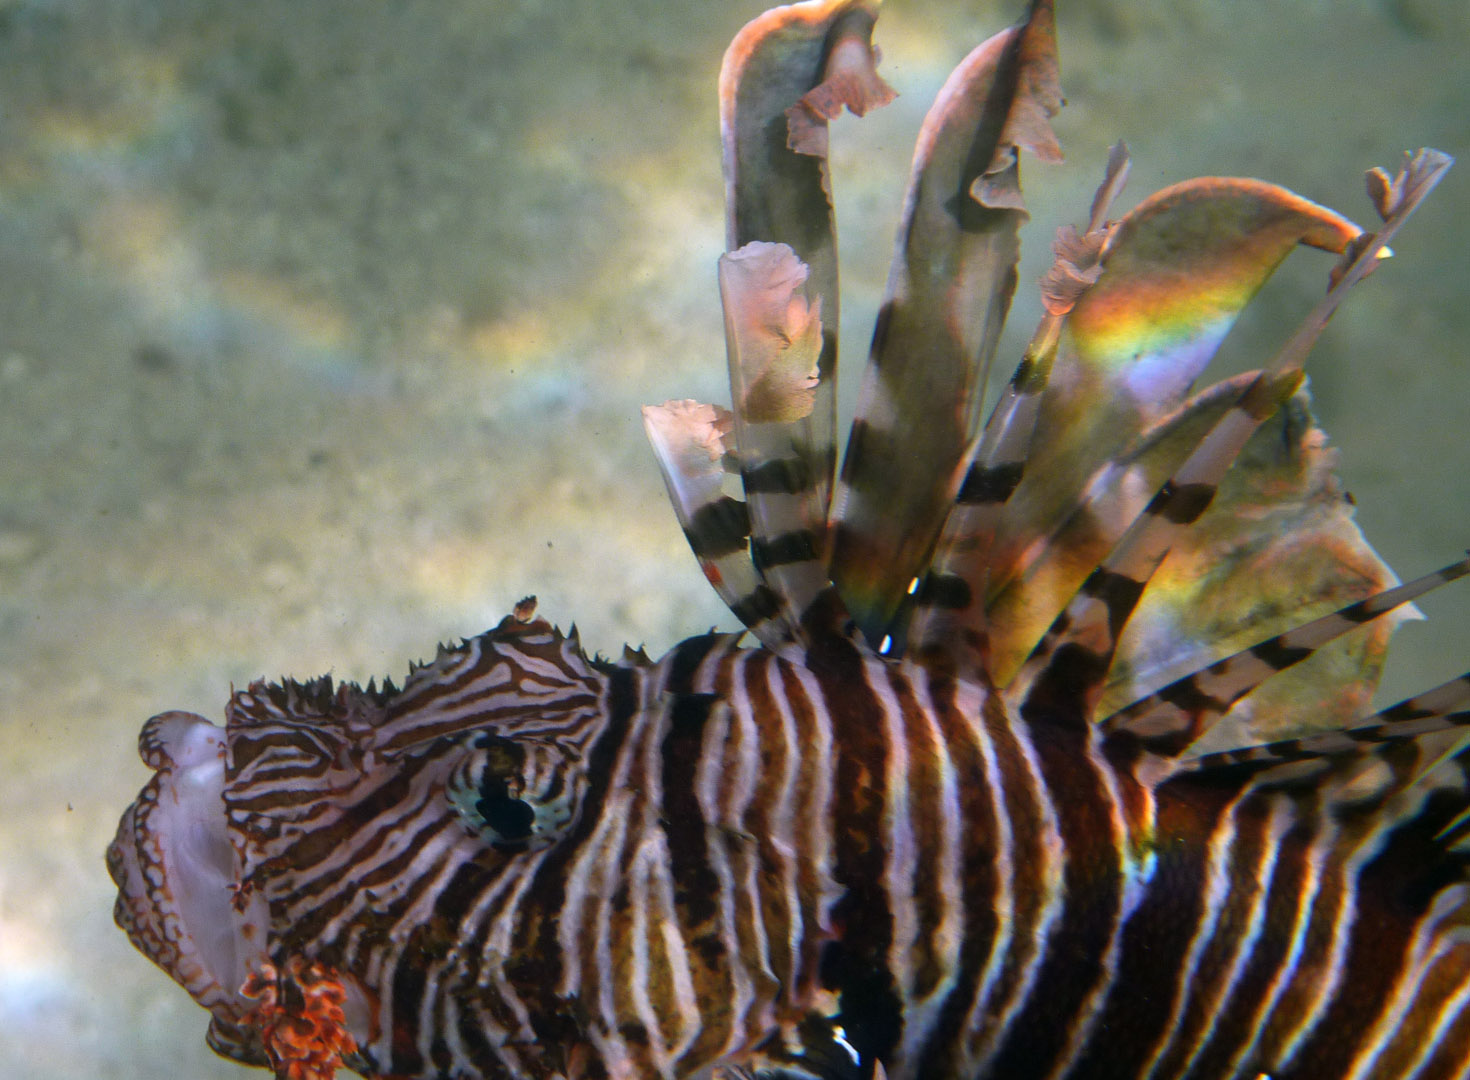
[1,0,1468,1077]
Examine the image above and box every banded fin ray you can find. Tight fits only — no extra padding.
[904,142,1129,659]
[716,0,895,629]
[642,399,792,650]
[977,177,1365,688]
[1101,557,1470,757]
[1187,672,1470,776]
[828,0,1062,647]
[1001,150,1453,711]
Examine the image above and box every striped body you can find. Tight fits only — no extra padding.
[127,616,1469,1080]
[108,2,1467,1079]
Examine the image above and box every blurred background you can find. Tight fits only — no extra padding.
[0,0,1465,1075]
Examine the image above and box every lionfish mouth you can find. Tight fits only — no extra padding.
[106,710,270,1015]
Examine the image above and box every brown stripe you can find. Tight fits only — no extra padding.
[915,571,974,611]
[985,708,1122,1079]
[685,496,751,558]
[751,529,822,568]
[1247,819,1360,1069]
[964,688,1052,1063]
[512,665,639,1032]
[1145,479,1216,525]
[1285,790,1466,1077]
[1167,806,1319,1080]
[743,456,817,495]
[1065,765,1257,1080]
[914,672,1002,1079]
[893,666,950,1002]
[805,633,903,1066]
[661,692,722,929]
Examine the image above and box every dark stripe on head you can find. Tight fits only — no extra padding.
[515,666,639,1026]
[387,936,431,1076]
[457,1000,510,1078]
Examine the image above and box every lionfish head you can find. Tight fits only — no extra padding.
[109,612,611,1077]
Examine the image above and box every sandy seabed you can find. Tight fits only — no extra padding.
[0,1,1466,1076]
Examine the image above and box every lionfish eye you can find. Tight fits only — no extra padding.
[446,733,576,851]
[474,776,535,841]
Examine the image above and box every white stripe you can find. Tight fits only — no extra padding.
[869,655,918,1004]
[959,677,1015,1067]
[1403,952,1470,1080]
[764,659,806,1001]
[1044,729,1143,1080]
[1204,805,1335,1077]
[892,667,964,1068]
[1141,791,1285,1080]
[1275,790,1424,1070]
[1344,885,1470,1080]
[970,697,1065,1069]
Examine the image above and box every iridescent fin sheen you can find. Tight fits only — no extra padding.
[1098,385,1409,747]
[973,178,1362,691]
[907,143,1129,659]
[996,153,1451,701]
[1007,366,1310,714]
[1100,557,1470,757]
[642,399,794,650]
[828,0,1061,647]
[719,0,894,628]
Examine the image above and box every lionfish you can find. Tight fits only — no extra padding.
[107,2,1467,1079]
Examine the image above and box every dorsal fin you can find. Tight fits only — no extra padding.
[642,399,793,649]
[1101,557,1470,757]
[1001,151,1451,711]
[827,0,1061,647]
[718,241,831,625]
[1094,387,1408,743]
[906,143,1130,660]
[718,0,895,631]
[980,177,1364,686]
